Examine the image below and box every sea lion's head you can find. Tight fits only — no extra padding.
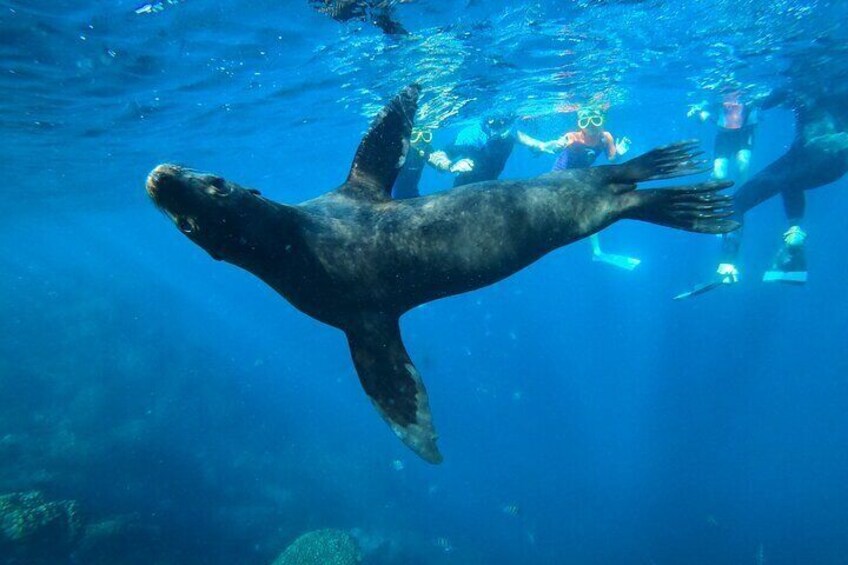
[146,164,266,261]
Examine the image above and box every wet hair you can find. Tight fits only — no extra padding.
[577,107,604,120]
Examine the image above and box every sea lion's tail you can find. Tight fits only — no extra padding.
[607,141,739,234]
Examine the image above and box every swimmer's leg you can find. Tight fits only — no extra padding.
[733,145,818,218]
[717,155,798,286]
[763,189,808,284]
[733,150,812,284]
[713,157,729,180]
[676,144,767,297]
[735,149,752,183]
[782,188,806,225]
[712,131,731,180]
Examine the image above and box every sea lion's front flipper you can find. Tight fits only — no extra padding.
[342,84,420,202]
[345,316,442,464]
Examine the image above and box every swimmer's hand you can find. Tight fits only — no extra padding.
[716,263,740,284]
[615,136,631,156]
[428,150,452,171]
[687,101,709,121]
[449,158,474,174]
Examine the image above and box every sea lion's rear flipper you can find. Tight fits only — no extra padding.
[341,84,420,202]
[345,316,442,464]
[601,141,740,234]
[621,180,738,234]
[606,140,710,184]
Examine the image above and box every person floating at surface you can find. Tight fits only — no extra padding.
[516,108,637,270]
[445,113,517,188]
[392,127,475,199]
[687,88,758,182]
[675,81,848,299]
[308,0,408,35]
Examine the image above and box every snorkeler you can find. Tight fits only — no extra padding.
[676,83,848,298]
[687,88,758,182]
[517,108,637,270]
[308,0,408,35]
[392,127,475,199]
[446,113,517,188]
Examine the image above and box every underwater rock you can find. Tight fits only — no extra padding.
[74,513,165,565]
[272,528,362,565]
[0,491,83,562]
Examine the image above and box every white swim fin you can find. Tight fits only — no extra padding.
[590,234,641,271]
[592,252,642,271]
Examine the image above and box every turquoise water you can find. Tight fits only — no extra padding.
[2,1,848,563]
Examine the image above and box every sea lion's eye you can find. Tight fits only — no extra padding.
[207,177,230,196]
[178,217,195,234]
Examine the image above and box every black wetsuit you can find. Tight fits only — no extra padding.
[393,147,427,199]
[447,128,515,188]
[733,90,848,223]
[720,88,848,263]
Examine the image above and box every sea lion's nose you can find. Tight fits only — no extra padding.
[146,164,180,201]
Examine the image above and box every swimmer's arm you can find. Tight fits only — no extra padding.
[604,132,618,160]
[517,131,570,154]
[758,88,788,110]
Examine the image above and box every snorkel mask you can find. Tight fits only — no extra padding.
[411,128,433,145]
[577,110,604,129]
[483,114,513,138]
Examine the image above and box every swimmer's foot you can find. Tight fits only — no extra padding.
[763,226,807,285]
[592,252,642,271]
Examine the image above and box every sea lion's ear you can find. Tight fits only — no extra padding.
[342,84,419,201]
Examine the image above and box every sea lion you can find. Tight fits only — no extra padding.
[146,84,735,463]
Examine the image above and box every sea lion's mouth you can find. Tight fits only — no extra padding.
[145,164,182,204]
[145,164,190,207]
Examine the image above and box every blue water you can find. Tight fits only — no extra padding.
[2,1,848,563]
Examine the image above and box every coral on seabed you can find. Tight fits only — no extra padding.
[0,491,83,562]
[272,528,362,565]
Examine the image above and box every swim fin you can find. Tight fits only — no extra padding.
[762,270,808,284]
[763,231,807,285]
[592,252,642,271]
[589,234,641,270]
